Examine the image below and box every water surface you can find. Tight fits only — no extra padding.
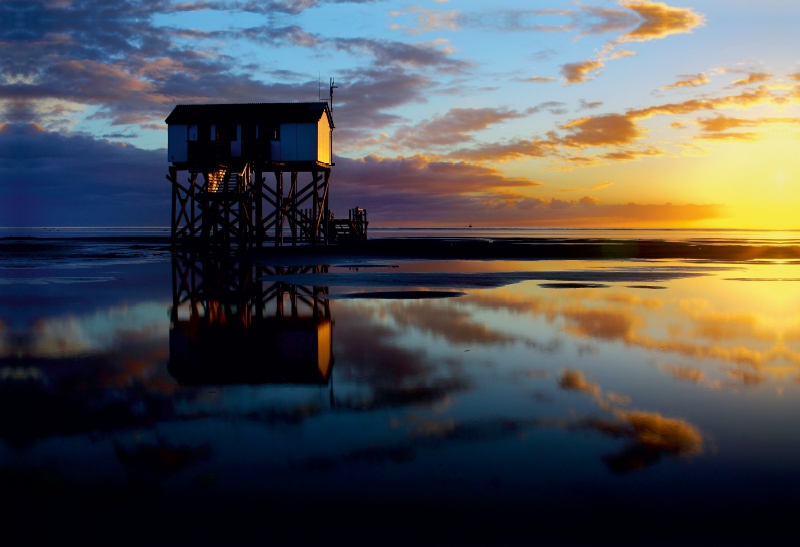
[1,237,799,541]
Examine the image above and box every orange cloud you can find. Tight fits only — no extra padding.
[628,86,777,120]
[446,86,786,165]
[731,72,771,87]
[524,76,557,83]
[610,49,637,59]
[616,1,705,44]
[692,115,800,141]
[694,132,759,142]
[562,113,642,147]
[560,59,605,84]
[661,72,710,90]
[462,288,800,386]
[697,115,752,132]
[615,410,702,455]
[697,115,800,132]
[600,147,665,161]
[560,2,704,86]
[561,305,641,340]
[558,369,601,396]
[558,181,613,193]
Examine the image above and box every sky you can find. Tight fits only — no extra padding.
[1,0,799,228]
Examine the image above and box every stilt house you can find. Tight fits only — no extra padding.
[166,102,333,168]
[165,101,367,247]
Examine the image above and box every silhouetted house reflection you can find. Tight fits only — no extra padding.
[169,257,333,385]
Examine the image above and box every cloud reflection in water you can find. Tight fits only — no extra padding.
[1,254,799,531]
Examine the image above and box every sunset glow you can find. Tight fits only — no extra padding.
[1,0,798,228]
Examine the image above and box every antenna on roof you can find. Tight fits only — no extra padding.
[329,77,338,113]
[318,73,321,101]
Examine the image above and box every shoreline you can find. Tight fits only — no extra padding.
[3,236,800,262]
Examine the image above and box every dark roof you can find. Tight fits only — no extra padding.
[165,102,334,128]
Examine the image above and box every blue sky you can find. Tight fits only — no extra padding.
[1,1,798,227]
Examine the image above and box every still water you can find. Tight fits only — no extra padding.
[1,238,799,540]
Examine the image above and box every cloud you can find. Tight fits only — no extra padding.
[390,107,528,149]
[617,411,702,454]
[552,365,703,473]
[531,101,569,115]
[332,37,471,73]
[1,1,462,132]
[331,67,433,140]
[447,138,554,163]
[332,153,722,225]
[599,147,664,161]
[335,153,538,193]
[571,4,639,36]
[558,181,613,193]
[694,132,759,141]
[383,300,534,347]
[463,287,800,386]
[615,1,705,44]
[0,123,166,226]
[731,72,771,87]
[595,410,703,473]
[561,59,605,84]
[523,76,557,83]
[692,115,800,141]
[561,305,640,340]
[557,2,704,86]
[558,369,600,396]
[442,85,788,170]
[661,72,710,90]
[609,49,637,59]
[331,153,541,221]
[389,6,460,35]
[561,114,642,147]
[627,86,779,120]
[578,99,603,110]
[696,115,753,132]
[531,49,558,61]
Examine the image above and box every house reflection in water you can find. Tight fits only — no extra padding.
[168,255,333,386]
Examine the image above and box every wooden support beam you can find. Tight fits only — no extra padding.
[311,171,319,245]
[167,161,342,248]
[323,170,330,246]
[169,167,177,242]
[290,171,298,246]
[275,171,283,247]
[255,169,264,246]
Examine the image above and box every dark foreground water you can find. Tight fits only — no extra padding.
[1,237,799,543]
